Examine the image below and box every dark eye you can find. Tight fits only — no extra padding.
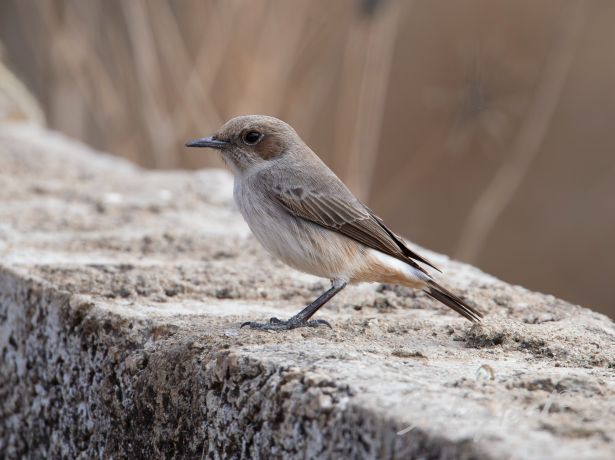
[243,131,262,145]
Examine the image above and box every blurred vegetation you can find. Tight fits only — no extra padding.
[1,0,613,319]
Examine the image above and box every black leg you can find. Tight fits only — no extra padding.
[241,279,347,331]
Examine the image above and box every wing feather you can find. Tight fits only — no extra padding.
[268,180,438,273]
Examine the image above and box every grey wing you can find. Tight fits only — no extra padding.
[266,177,439,274]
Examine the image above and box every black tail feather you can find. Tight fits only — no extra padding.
[425,281,483,323]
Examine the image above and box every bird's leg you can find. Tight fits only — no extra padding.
[241,279,347,331]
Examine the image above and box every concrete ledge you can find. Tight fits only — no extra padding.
[1,123,614,459]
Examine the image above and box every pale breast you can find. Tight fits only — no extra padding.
[233,177,364,280]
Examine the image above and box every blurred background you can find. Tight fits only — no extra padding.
[0,0,613,319]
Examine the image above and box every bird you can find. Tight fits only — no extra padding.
[186,115,482,330]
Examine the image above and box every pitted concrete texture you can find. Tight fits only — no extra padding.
[0,122,614,459]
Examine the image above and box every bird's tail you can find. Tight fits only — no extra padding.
[424,280,483,323]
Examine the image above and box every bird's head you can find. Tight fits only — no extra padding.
[186,115,300,174]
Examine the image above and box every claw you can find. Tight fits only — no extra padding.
[307,319,332,329]
[239,281,344,332]
[239,317,333,331]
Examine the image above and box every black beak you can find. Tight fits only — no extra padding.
[185,136,228,149]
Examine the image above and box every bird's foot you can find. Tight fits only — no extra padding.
[240,316,332,331]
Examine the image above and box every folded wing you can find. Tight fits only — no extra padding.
[267,178,439,275]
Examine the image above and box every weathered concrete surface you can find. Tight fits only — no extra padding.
[0,122,614,459]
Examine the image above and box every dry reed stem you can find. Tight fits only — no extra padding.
[147,0,222,133]
[347,0,406,201]
[333,0,405,201]
[180,2,235,169]
[47,3,124,132]
[285,26,342,141]
[455,1,587,262]
[232,0,311,116]
[121,0,176,168]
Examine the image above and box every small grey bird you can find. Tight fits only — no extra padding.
[187,115,482,330]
